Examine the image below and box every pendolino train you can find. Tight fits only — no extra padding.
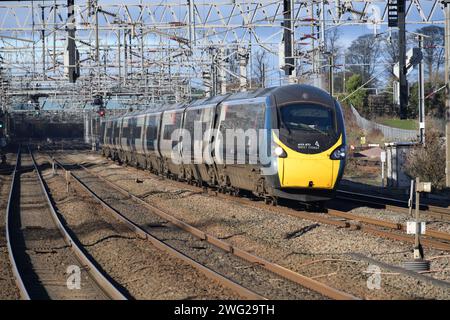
[0,110,10,164]
[87,84,347,206]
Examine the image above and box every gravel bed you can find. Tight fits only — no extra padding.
[330,199,450,235]
[68,166,325,300]
[63,151,450,299]
[38,158,241,300]
[10,153,106,299]
[0,153,21,300]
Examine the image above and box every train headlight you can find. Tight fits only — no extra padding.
[273,145,287,158]
[330,145,346,160]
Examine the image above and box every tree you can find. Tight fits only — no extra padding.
[345,74,369,115]
[382,31,414,79]
[252,50,268,88]
[409,81,446,118]
[325,28,342,93]
[415,26,445,83]
[345,34,381,85]
[327,28,342,59]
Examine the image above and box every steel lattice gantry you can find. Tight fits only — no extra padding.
[0,0,447,110]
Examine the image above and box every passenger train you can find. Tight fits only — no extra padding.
[0,111,9,164]
[87,84,347,207]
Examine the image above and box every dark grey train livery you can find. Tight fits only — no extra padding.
[91,84,347,204]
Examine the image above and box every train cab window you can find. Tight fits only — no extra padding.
[278,103,339,154]
[279,104,336,136]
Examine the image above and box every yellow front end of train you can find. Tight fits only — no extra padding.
[275,134,344,190]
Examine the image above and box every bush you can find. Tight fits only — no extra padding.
[346,74,369,116]
[405,128,446,190]
[409,82,446,119]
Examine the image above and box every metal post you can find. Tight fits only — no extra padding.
[41,6,46,79]
[124,29,128,85]
[398,0,408,119]
[283,0,295,81]
[408,179,414,217]
[414,177,424,260]
[187,0,195,49]
[218,48,226,94]
[141,28,144,79]
[117,30,121,85]
[445,1,450,187]
[95,6,99,64]
[328,55,334,96]
[31,3,36,79]
[321,0,327,90]
[67,0,77,83]
[239,47,248,91]
[418,35,425,145]
[53,0,56,72]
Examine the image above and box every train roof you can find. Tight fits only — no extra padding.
[268,84,335,107]
[101,84,335,121]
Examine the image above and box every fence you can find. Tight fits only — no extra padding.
[350,105,419,142]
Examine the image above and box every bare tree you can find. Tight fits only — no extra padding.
[416,25,445,82]
[252,50,268,88]
[382,31,415,79]
[345,33,381,85]
[326,27,342,59]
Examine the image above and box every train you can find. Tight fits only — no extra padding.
[0,110,10,164]
[86,84,347,207]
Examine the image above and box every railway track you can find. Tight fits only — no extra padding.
[47,154,359,300]
[58,151,450,253]
[5,147,126,300]
[335,190,450,222]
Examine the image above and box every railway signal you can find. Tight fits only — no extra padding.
[97,108,106,117]
[403,177,432,272]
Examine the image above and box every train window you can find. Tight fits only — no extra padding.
[162,112,182,140]
[100,122,105,143]
[122,118,133,148]
[183,107,212,160]
[218,102,265,163]
[113,120,120,145]
[219,103,264,132]
[145,115,159,151]
[277,103,340,154]
[279,104,336,135]
[183,109,198,138]
[105,121,113,145]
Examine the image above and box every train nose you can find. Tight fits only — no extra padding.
[280,158,334,189]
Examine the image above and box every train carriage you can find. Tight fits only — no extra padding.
[91,84,347,206]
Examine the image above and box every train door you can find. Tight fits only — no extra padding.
[143,112,161,172]
[159,109,184,177]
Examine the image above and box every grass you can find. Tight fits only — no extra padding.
[377,118,419,130]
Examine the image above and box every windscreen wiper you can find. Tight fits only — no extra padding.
[291,122,328,135]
